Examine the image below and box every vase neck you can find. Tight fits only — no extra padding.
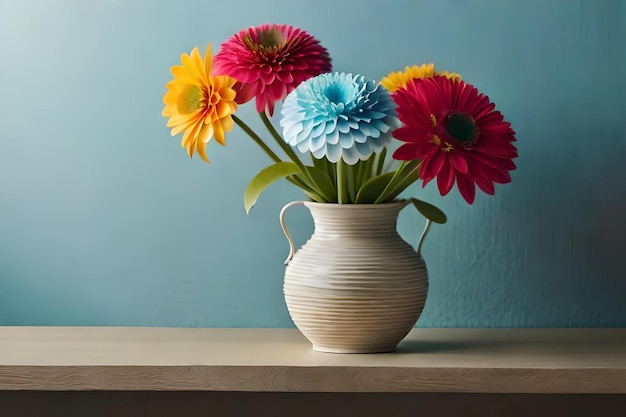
[304,202,403,237]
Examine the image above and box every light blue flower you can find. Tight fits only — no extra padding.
[280,72,400,165]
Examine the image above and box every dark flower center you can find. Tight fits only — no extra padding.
[443,112,477,147]
[244,28,286,57]
[257,28,285,48]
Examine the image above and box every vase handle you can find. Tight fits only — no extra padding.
[279,201,306,265]
[400,201,432,258]
[416,218,431,258]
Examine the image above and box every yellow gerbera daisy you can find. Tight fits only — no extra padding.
[162,44,238,163]
[380,63,461,93]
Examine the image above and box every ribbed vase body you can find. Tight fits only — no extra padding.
[283,201,428,353]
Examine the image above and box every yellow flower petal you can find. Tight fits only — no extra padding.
[162,43,238,163]
[213,120,225,146]
[168,113,203,136]
[204,44,213,81]
[381,64,461,93]
[215,100,234,119]
[221,114,234,132]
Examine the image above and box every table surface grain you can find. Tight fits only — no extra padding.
[0,327,624,393]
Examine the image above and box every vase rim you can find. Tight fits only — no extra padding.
[302,199,409,208]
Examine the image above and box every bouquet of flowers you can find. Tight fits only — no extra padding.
[162,24,518,223]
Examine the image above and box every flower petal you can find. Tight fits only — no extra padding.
[162,43,238,162]
[390,75,517,203]
[449,151,469,174]
[437,157,455,196]
[456,172,476,204]
[280,72,398,165]
[420,150,446,184]
[214,24,332,114]
[392,144,420,160]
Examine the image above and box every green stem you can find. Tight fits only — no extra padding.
[337,159,348,204]
[233,115,281,163]
[374,159,423,203]
[388,161,423,199]
[363,158,375,187]
[259,111,330,200]
[347,162,357,203]
[234,114,315,194]
[355,160,365,192]
[376,148,387,176]
[374,160,407,203]
[259,112,307,173]
[325,156,336,184]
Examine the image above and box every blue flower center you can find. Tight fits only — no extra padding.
[324,84,350,114]
[325,84,346,105]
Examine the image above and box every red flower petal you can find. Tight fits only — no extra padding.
[420,150,446,183]
[279,70,294,84]
[256,94,274,115]
[392,125,432,144]
[233,82,256,104]
[391,75,517,203]
[476,109,505,126]
[415,141,440,158]
[437,157,456,196]
[474,101,497,121]
[260,66,276,84]
[475,135,518,158]
[466,152,513,183]
[214,24,332,114]
[456,172,476,204]
[269,81,288,102]
[472,168,496,195]
[449,150,469,174]
[392,144,420,160]
[501,159,517,170]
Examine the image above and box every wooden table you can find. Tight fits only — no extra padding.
[1,327,625,416]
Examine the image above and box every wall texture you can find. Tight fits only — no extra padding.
[0,0,624,327]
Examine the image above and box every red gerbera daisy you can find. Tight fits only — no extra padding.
[213,24,332,116]
[392,76,517,204]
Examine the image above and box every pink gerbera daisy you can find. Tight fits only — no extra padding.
[213,24,332,116]
[392,76,517,204]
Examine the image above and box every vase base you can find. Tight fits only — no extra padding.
[312,345,397,354]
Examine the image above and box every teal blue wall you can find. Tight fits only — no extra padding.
[0,0,624,327]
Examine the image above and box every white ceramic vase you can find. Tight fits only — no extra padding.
[279,200,430,353]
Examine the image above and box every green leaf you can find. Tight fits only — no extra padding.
[354,172,395,203]
[244,162,301,213]
[355,159,372,191]
[375,159,422,203]
[410,198,447,224]
[312,156,333,180]
[375,148,387,176]
[303,190,323,201]
[305,165,337,202]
